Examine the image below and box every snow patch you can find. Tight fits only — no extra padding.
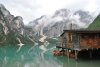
[39,45,47,51]
[39,41,49,51]
[39,35,47,42]
[17,43,24,52]
[16,37,24,52]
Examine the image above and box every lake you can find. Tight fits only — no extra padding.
[0,43,100,67]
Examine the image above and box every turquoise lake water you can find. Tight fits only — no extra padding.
[0,43,100,67]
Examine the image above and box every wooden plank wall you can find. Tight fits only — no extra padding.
[80,37,100,49]
[73,34,80,50]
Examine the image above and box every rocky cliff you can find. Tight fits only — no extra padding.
[0,4,34,45]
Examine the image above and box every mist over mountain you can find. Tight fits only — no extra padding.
[29,9,93,37]
[0,4,96,44]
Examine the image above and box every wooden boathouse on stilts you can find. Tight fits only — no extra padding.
[53,14,100,60]
[56,30,100,60]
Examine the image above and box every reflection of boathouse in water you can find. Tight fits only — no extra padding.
[54,14,100,60]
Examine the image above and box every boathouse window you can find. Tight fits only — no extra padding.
[81,35,89,38]
[68,33,72,43]
[95,34,100,38]
[81,34,95,38]
[81,34,87,38]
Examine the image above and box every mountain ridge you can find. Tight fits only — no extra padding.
[0,4,34,45]
[28,9,93,37]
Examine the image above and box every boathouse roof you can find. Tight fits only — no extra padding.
[60,30,100,36]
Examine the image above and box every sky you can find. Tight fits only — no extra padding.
[0,0,100,24]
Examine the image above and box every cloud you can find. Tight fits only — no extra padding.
[1,0,100,24]
[1,0,41,24]
[84,0,99,12]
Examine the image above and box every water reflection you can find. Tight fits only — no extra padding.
[0,45,100,67]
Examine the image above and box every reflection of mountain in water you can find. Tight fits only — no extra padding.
[0,42,62,67]
[0,42,100,67]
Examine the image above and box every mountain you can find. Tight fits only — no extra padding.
[29,9,93,37]
[74,10,93,23]
[87,14,100,30]
[0,4,34,45]
[29,15,48,36]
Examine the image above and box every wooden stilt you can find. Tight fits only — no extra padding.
[68,49,69,58]
[67,49,70,67]
[89,50,92,59]
[67,49,70,58]
[75,50,78,60]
